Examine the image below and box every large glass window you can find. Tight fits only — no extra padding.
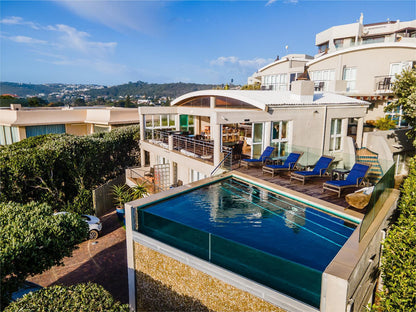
[330,119,342,151]
[334,39,344,49]
[25,124,66,138]
[146,115,176,130]
[310,69,335,91]
[0,126,19,145]
[252,123,263,159]
[385,103,407,127]
[262,74,287,91]
[271,121,289,157]
[390,62,413,81]
[318,42,329,53]
[342,67,357,92]
[362,37,385,45]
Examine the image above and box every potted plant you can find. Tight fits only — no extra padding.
[111,184,132,221]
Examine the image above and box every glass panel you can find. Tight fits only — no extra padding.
[161,115,168,127]
[253,123,263,143]
[330,119,336,134]
[272,122,280,140]
[252,143,262,159]
[4,126,12,144]
[336,119,341,134]
[335,137,341,150]
[281,121,287,139]
[188,115,194,125]
[153,116,160,127]
[11,127,19,143]
[0,126,5,145]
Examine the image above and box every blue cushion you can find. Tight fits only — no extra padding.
[293,171,318,176]
[325,180,356,187]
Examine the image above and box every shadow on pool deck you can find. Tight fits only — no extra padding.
[28,211,128,304]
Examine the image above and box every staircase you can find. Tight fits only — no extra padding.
[356,147,384,184]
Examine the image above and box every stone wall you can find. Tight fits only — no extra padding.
[134,243,285,312]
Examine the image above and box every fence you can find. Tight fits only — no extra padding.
[92,174,125,217]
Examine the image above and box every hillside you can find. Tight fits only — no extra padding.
[84,81,219,98]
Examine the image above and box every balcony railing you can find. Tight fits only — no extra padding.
[145,129,233,171]
[374,75,394,93]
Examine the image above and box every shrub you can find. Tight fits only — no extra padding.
[0,201,88,308]
[372,157,416,311]
[0,126,140,213]
[5,282,129,312]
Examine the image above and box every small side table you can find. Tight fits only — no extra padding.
[332,168,351,180]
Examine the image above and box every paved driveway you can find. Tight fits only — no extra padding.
[28,210,128,303]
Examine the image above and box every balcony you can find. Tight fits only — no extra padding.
[374,75,394,93]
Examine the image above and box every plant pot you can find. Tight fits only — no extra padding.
[116,207,125,221]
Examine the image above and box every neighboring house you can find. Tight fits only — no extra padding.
[138,80,369,186]
[0,104,139,145]
[248,16,416,124]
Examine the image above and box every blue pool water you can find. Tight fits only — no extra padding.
[138,177,357,307]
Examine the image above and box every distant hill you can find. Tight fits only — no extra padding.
[84,81,219,98]
[0,82,63,97]
[0,81,222,100]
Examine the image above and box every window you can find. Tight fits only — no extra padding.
[334,39,344,49]
[390,62,413,81]
[146,114,176,130]
[93,125,110,133]
[318,42,329,53]
[362,37,385,45]
[190,169,207,182]
[385,103,407,127]
[271,121,289,157]
[330,119,342,151]
[262,74,287,91]
[0,126,19,145]
[310,69,335,91]
[342,67,357,92]
[25,124,66,138]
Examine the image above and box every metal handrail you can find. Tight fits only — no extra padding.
[211,148,233,176]
[128,167,164,193]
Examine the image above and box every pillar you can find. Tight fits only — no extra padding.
[356,117,364,148]
[139,112,146,167]
[212,123,222,167]
[264,122,272,149]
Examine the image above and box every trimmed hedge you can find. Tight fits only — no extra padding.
[0,201,88,308]
[5,282,129,312]
[374,157,416,311]
[0,126,140,214]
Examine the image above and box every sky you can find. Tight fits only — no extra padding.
[0,0,415,86]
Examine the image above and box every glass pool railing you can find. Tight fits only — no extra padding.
[134,209,322,308]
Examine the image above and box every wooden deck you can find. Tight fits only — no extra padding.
[233,164,366,218]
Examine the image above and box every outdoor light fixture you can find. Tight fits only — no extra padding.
[244,119,250,122]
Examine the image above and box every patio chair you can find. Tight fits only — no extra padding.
[290,155,335,185]
[241,146,275,169]
[262,152,303,177]
[322,162,371,198]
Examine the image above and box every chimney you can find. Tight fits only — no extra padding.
[291,80,315,103]
[10,104,22,111]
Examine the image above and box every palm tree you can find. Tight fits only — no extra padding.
[131,182,149,200]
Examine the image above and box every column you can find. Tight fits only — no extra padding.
[139,112,146,167]
[264,122,272,148]
[210,96,215,109]
[356,117,364,148]
[212,123,222,167]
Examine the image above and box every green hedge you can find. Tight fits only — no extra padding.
[374,157,416,311]
[0,201,88,308]
[5,282,129,312]
[0,126,140,214]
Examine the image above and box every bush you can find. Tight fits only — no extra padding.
[0,202,88,308]
[0,126,140,214]
[372,157,416,311]
[5,282,130,312]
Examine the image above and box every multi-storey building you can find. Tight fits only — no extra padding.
[0,104,139,145]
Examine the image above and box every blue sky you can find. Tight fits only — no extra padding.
[1,1,415,85]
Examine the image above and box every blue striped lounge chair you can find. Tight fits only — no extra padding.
[241,146,275,169]
[323,163,371,197]
[290,155,335,185]
[262,152,303,177]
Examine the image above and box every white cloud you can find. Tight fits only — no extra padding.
[265,0,278,6]
[266,0,298,6]
[0,16,40,29]
[210,56,273,68]
[8,35,47,45]
[47,24,117,54]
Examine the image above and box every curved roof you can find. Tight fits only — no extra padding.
[171,90,369,109]
[307,42,416,66]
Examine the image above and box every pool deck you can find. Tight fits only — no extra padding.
[233,165,365,222]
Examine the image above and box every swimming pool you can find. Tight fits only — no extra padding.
[136,177,357,308]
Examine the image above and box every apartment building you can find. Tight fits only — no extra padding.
[248,15,416,124]
[0,104,139,145]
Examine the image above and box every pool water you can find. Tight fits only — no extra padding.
[138,177,357,307]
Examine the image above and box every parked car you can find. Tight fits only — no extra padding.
[54,212,102,240]
[11,281,42,301]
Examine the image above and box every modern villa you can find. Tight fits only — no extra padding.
[0,104,139,145]
[124,78,400,311]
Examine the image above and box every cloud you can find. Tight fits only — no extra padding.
[7,35,48,45]
[55,0,162,35]
[265,0,298,6]
[210,56,273,68]
[0,16,40,29]
[265,0,278,6]
[46,24,117,54]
